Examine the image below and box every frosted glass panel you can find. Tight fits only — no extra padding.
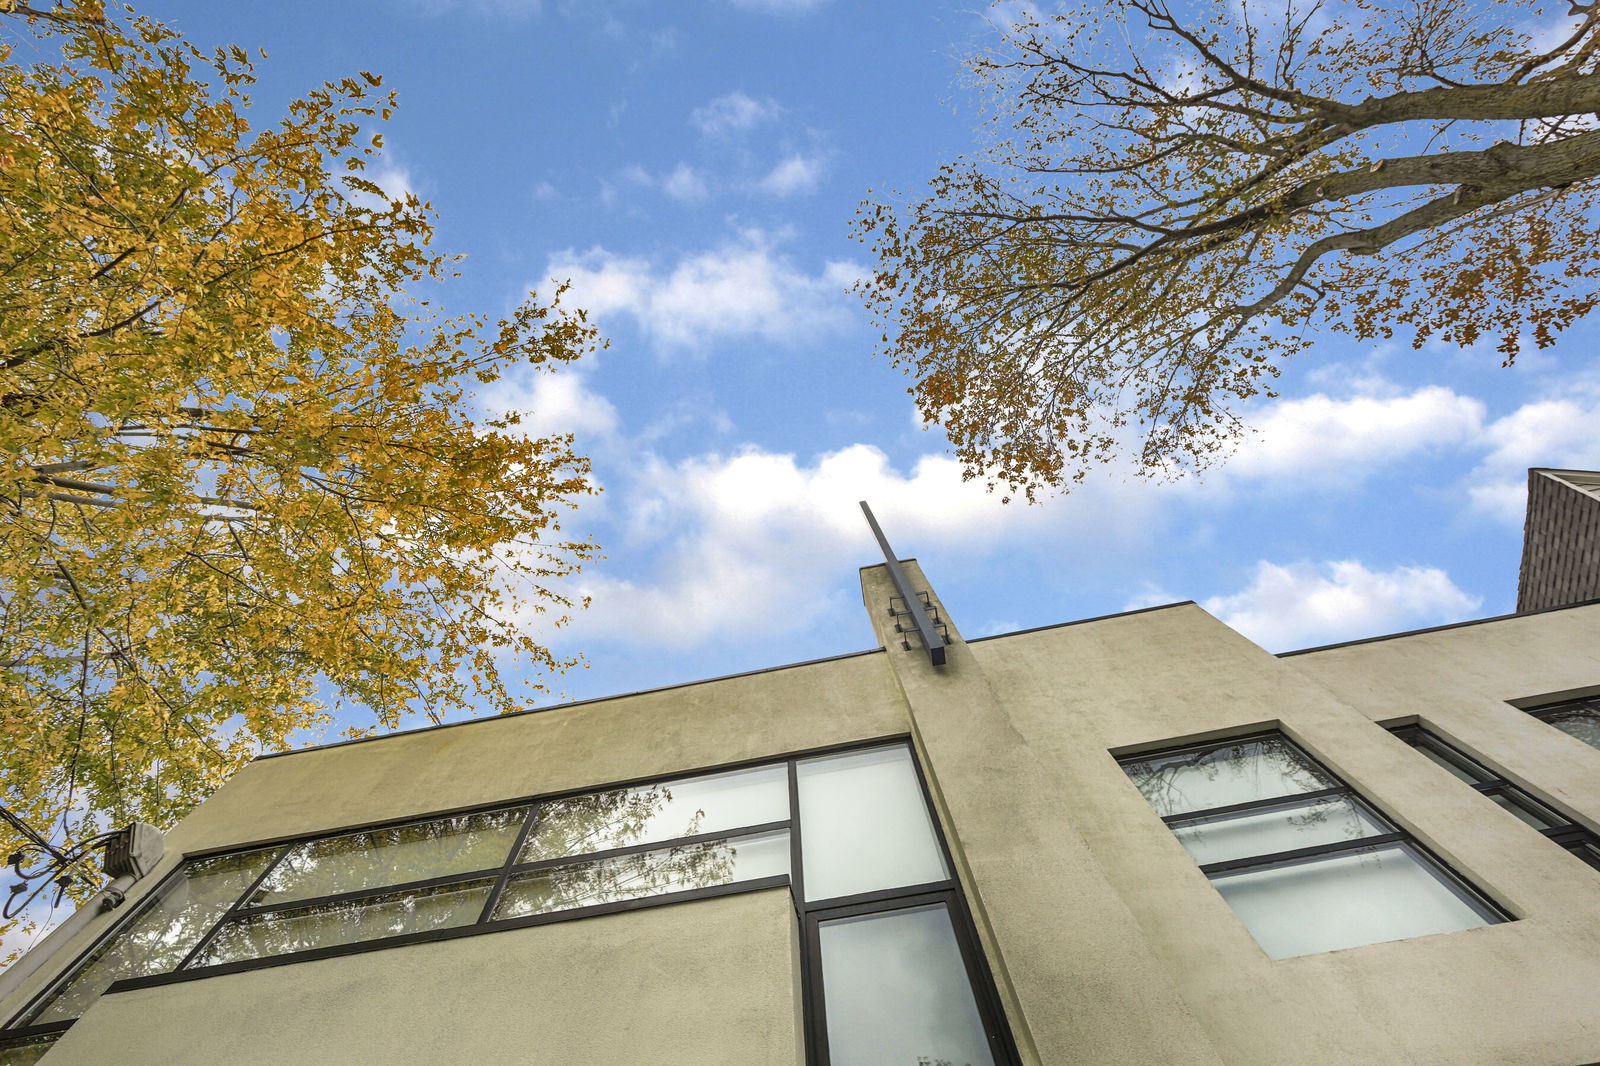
[1171,795,1391,866]
[192,878,494,967]
[32,849,277,1023]
[251,807,527,906]
[1123,736,1337,817]
[1211,843,1496,958]
[519,764,788,863]
[797,746,948,902]
[496,830,789,919]
[818,905,996,1066]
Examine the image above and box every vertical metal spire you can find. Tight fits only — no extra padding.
[860,501,947,667]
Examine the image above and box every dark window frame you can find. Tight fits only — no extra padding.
[2,736,1020,1066]
[794,746,1020,1066]
[1388,723,1600,872]
[1523,695,1600,750]
[1118,730,1509,951]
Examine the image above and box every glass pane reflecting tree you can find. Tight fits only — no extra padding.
[30,849,277,1024]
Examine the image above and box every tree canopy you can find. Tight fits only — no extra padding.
[0,0,599,920]
[854,0,1600,498]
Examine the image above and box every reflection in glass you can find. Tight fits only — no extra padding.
[1487,792,1561,830]
[191,878,495,967]
[1409,743,1490,785]
[0,1034,57,1066]
[496,830,789,920]
[797,746,948,902]
[1170,795,1391,866]
[250,808,528,906]
[1542,706,1600,750]
[1122,736,1337,817]
[818,905,996,1066]
[31,848,278,1024]
[1566,841,1600,872]
[518,764,787,864]
[1210,843,1497,958]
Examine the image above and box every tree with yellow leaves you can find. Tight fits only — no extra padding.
[855,0,1600,499]
[0,0,599,925]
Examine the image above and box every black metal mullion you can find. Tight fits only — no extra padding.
[1198,832,1408,876]
[171,845,292,973]
[478,804,543,924]
[505,820,792,876]
[116,873,796,991]
[787,759,806,905]
[1160,785,1352,824]
[12,860,199,1028]
[230,867,505,919]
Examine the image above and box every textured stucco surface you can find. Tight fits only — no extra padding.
[40,888,800,1066]
[956,595,1600,1066]
[9,564,1600,1066]
[0,648,905,1033]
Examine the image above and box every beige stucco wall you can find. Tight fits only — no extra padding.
[40,888,800,1066]
[939,592,1600,1066]
[9,564,1600,1066]
[1,648,906,1058]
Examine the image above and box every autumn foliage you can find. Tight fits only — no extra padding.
[0,0,599,898]
[855,0,1600,498]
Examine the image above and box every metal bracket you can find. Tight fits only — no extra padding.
[860,501,948,667]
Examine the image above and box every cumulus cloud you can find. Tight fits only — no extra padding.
[1466,391,1600,520]
[553,446,1044,648]
[543,230,863,352]
[691,90,781,136]
[621,162,711,202]
[1204,560,1480,651]
[476,367,619,442]
[1229,385,1486,481]
[757,153,826,197]
[659,163,710,202]
[724,0,828,12]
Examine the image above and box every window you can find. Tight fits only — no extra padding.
[1119,732,1505,959]
[794,745,1015,1066]
[2,742,1017,1066]
[1524,695,1600,750]
[1389,724,1600,872]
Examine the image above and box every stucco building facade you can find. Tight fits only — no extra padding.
[2,480,1599,1065]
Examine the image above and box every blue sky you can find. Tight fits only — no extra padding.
[148,0,1600,719]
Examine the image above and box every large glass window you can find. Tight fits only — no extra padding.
[796,746,948,901]
[4,742,1017,1066]
[1524,695,1600,751]
[814,903,997,1066]
[1120,732,1504,958]
[1388,724,1600,872]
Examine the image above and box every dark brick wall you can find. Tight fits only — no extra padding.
[1518,470,1600,612]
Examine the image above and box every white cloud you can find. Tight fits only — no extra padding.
[691,90,781,136]
[408,0,542,17]
[1204,560,1480,651]
[725,0,828,13]
[554,444,1073,649]
[659,163,710,202]
[618,162,711,202]
[476,367,619,442]
[543,230,863,352]
[1229,385,1486,481]
[1466,392,1600,520]
[756,153,825,197]
[521,440,1174,653]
